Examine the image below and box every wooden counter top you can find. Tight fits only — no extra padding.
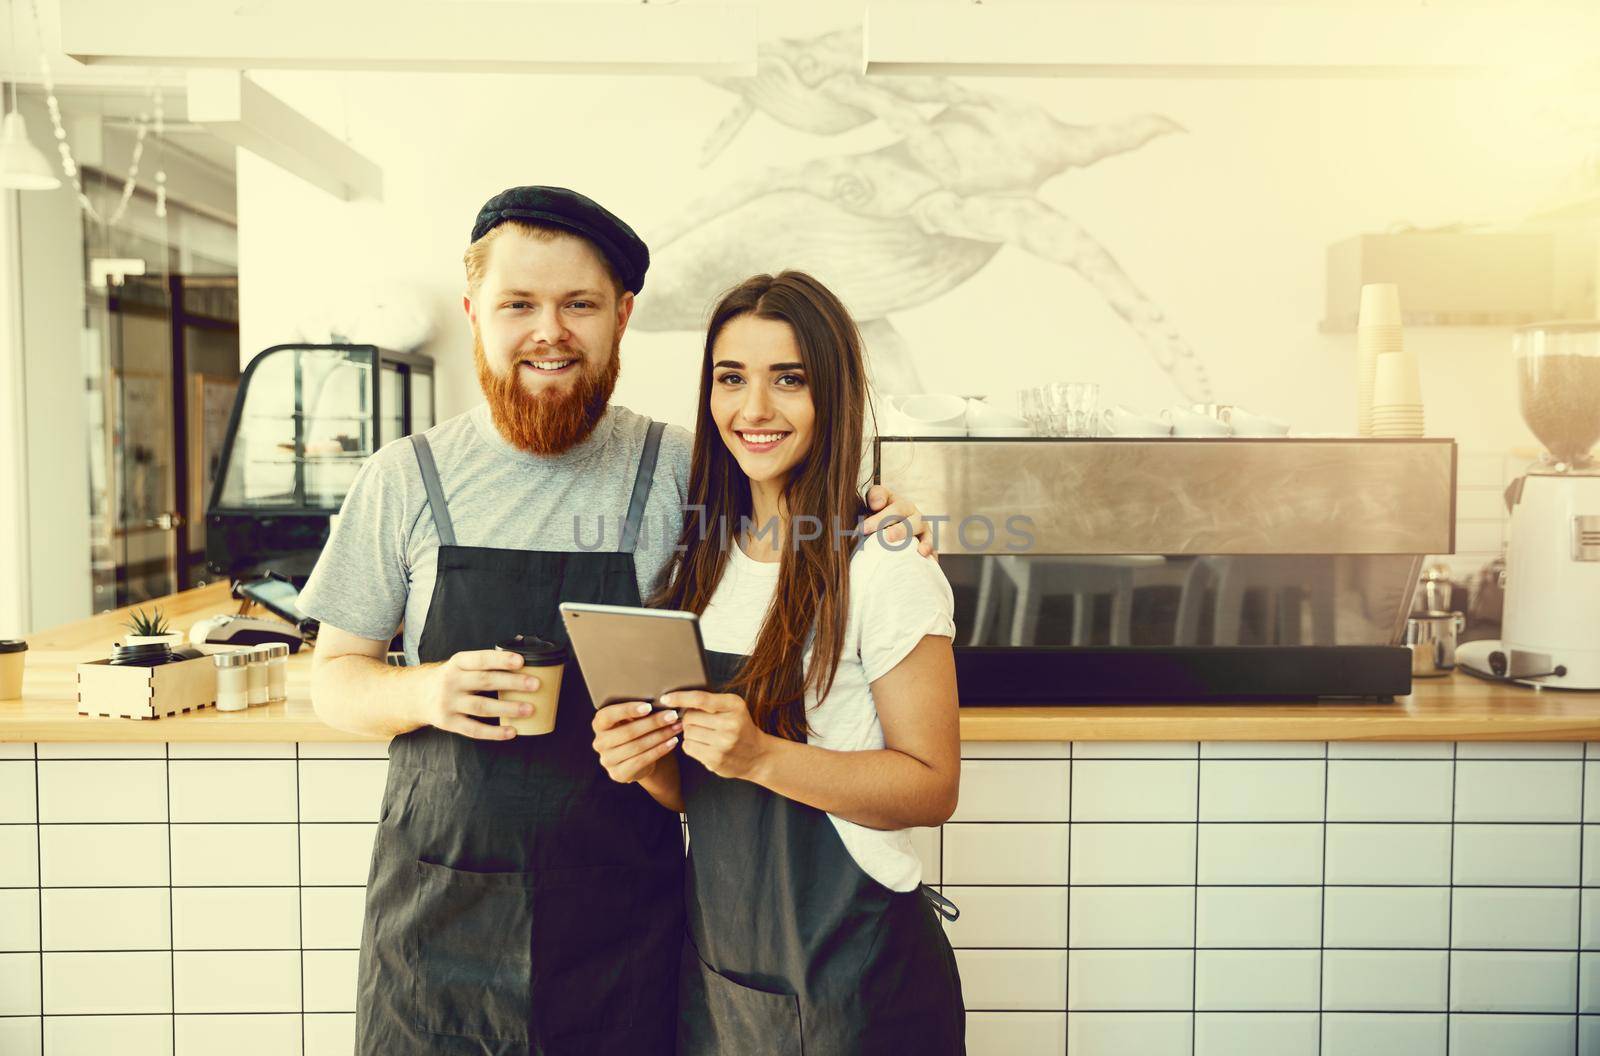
[4,584,1600,743]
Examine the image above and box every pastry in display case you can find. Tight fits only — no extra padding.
[205,343,435,583]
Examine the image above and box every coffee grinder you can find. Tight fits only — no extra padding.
[1459,321,1600,688]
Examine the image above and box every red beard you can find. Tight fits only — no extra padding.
[473,334,620,455]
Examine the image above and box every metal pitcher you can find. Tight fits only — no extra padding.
[1405,611,1466,677]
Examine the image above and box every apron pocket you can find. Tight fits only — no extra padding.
[528,864,669,1043]
[410,858,533,1045]
[679,941,803,1056]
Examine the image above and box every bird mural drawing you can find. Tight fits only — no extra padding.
[630,25,1214,403]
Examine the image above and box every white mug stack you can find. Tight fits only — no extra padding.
[1358,283,1424,437]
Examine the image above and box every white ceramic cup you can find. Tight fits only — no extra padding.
[1100,405,1171,437]
[1162,406,1232,436]
[898,394,969,436]
[965,398,1028,431]
[1221,407,1290,436]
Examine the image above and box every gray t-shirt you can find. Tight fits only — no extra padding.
[298,402,692,664]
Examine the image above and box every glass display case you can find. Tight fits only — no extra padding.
[206,344,435,582]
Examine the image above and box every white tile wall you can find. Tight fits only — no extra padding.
[1072,760,1195,821]
[1068,950,1193,1010]
[39,825,167,887]
[0,890,39,953]
[1067,1011,1191,1054]
[303,1013,355,1056]
[298,825,376,887]
[960,741,1069,759]
[171,888,299,950]
[1450,1013,1576,1056]
[300,888,365,950]
[1071,824,1196,885]
[965,1011,1065,1055]
[37,762,166,824]
[0,824,38,886]
[42,952,172,1014]
[44,1014,170,1056]
[955,950,1067,1010]
[0,762,36,823]
[943,886,1069,948]
[1454,824,1581,887]
[1325,761,1454,822]
[170,825,299,887]
[1451,888,1578,950]
[951,760,1069,821]
[174,1013,301,1056]
[1197,887,1321,948]
[1195,1012,1319,1055]
[1072,742,1197,759]
[303,950,359,1013]
[942,823,1068,885]
[1069,887,1192,948]
[173,951,300,1014]
[1323,887,1451,949]
[1325,824,1452,885]
[1450,951,1577,1013]
[1200,742,1325,759]
[1322,951,1449,1012]
[1199,761,1324,821]
[1322,1012,1447,1056]
[1195,950,1320,1011]
[1454,761,1583,822]
[41,889,170,951]
[297,761,387,823]
[168,761,297,823]
[1197,824,1322,885]
[8,739,1600,1055]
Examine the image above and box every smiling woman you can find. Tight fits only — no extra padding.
[602,270,966,1055]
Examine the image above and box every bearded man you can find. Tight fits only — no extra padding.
[299,187,931,1055]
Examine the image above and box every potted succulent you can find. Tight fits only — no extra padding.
[122,607,185,649]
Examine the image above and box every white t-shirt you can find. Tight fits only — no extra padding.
[696,533,956,892]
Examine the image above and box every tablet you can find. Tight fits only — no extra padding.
[558,602,711,709]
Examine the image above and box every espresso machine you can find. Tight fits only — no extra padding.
[874,434,1456,702]
[1459,321,1600,689]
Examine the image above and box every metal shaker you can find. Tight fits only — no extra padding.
[1405,611,1466,677]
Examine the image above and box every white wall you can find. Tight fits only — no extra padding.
[234,4,1595,573]
[0,185,31,638]
[13,95,92,632]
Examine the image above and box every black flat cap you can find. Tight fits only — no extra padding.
[470,186,649,294]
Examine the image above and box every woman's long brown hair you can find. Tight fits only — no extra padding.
[651,271,870,741]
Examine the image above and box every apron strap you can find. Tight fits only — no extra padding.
[409,433,458,547]
[921,884,961,922]
[620,420,665,554]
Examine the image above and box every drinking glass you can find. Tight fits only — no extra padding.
[1051,382,1100,437]
[1017,387,1049,436]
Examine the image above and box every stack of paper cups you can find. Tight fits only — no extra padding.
[1357,284,1404,436]
[1371,350,1425,437]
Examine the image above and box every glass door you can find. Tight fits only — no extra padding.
[83,177,238,609]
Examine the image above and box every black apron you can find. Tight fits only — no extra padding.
[354,423,685,1056]
[678,649,966,1056]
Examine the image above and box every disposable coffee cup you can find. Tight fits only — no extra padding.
[494,635,568,735]
[0,640,26,700]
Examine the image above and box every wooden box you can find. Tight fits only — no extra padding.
[76,654,218,720]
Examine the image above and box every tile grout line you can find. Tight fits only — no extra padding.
[1576,754,1587,1056]
[1190,751,1200,1056]
[1318,740,1329,1056]
[33,743,43,1054]
[1063,747,1072,1056]
[166,741,176,1051]
[1445,741,1458,1054]
[297,745,307,1056]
